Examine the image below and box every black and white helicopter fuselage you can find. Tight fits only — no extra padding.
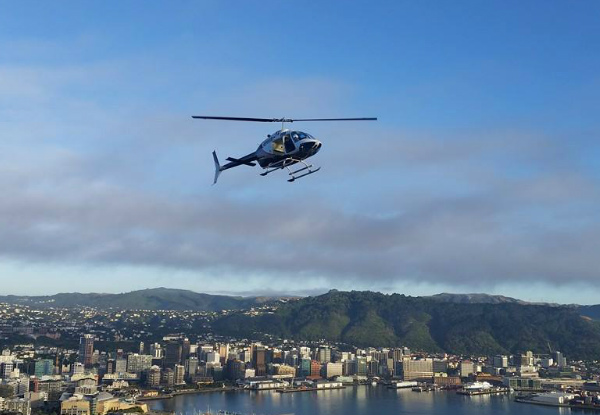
[192,116,376,183]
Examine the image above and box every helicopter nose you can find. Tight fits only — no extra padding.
[314,141,322,153]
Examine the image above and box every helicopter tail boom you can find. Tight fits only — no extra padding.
[212,151,259,184]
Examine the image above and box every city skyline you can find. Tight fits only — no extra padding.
[1,2,600,304]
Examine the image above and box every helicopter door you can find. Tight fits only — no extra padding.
[283,134,295,153]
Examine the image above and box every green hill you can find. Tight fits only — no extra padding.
[213,290,600,359]
[0,288,285,311]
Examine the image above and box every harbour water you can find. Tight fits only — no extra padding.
[147,386,573,415]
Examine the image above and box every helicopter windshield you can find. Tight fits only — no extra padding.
[291,131,311,142]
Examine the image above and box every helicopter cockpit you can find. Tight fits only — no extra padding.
[264,130,316,155]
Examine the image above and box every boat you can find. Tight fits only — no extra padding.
[388,381,418,389]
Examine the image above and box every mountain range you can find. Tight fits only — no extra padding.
[0,287,291,311]
[2,288,600,358]
[0,288,598,319]
[213,290,600,359]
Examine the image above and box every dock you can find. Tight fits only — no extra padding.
[457,387,509,396]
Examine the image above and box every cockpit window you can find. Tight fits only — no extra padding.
[291,131,309,142]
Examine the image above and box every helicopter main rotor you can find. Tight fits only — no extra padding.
[191,116,377,123]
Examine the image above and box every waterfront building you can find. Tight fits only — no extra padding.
[459,360,475,378]
[252,347,267,376]
[325,362,343,379]
[174,364,185,385]
[185,356,199,379]
[399,358,433,381]
[299,358,311,377]
[146,366,161,388]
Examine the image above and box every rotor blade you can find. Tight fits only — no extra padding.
[192,116,279,122]
[192,116,378,122]
[290,117,377,122]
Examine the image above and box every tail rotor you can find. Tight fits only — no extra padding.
[212,151,222,185]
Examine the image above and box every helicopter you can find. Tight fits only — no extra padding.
[192,116,377,183]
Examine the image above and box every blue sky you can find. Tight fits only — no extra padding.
[1,1,600,303]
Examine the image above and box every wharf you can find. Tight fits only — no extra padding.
[457,387,509,396]
[276,386,346,393]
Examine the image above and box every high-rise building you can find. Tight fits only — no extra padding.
[115,358,127,374]
[310,361,322,378]
[299,358,311,377]
[34,360,54,378]
[355,357,367,377]
[459,360,475,378]
[325,362,343,378]
[493,355,508,369]
[553,351,567,368]
[127,354,153,374]
[0,362,14,379]
[150,343,162,359]
[317,346,331,364]
[399,358,433,381]
[432,359,448,373]
[252,347,266,376]
[78,335,94,368]
[147,366,161,388]
[185,357,199,380]
[181,338,191,365]
[174,364,185,385]
[164,341,182,369]
[162,368,175,387]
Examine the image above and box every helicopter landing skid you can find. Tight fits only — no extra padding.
[260,158,321,182]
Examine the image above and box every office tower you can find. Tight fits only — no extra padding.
[310,360,322,378]
[553,351,567,368]
[115,358,127,374]
[252,347,266,376]
[318,346,331,363]
[164,341,182,369]
[78,335,94,368]
[139,342,145,355]
[127,354,153,374]
[34,359,54,378]
[0,362,14,379]
[181,338,191,364]
[355,357,367,377]
[325,362,343,378]
[493,355,508,368]
[147,366,161,388]
[162,368,174,387]
[300,358,311,377]
[433,359,448,373]
[150,343,162,359]
[399,358,434,381]
[459,360,475,377]
[185,357,199,380]
[174,364,185,385]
